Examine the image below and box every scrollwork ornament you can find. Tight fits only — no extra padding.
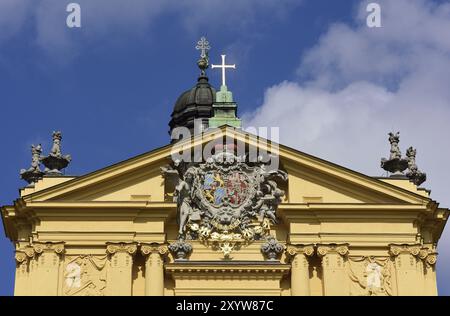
[426,254,437,266]
[286,246,298,257]
[419,249,429,260]
[33,244,44,254]
[15,252,27,264]
[24,247,35,258]
[106,244,118,255]
[389,245,402,257]
[317,246,329,257]
[54,244,65,255]
[336,245,349,256]
[158,245,169,256]
[304,245,315,257]
[126,244,137,255]
[408,246,420,257]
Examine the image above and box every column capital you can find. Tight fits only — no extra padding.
[286,244,315,258]
[106,242,138,255]
[140,243,169,257]
[389,243,437,266]
[317,243,349,257]
[31,242,65,256]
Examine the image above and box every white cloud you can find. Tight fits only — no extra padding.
[244,0,450,286]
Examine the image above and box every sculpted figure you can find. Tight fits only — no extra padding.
[388,132,401,160]
[30,144,43,172]
[20,144,45,184]
[406,147,418,172]
[405,146,427,185]
[41,131,72,175]
[174,168,196,239]
[50,131,62,157]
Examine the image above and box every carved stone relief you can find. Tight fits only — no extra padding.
[347,257,393,296]
[162,149,287,257]
[63,255,108,296]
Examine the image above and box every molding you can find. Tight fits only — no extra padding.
[166,262,290,279]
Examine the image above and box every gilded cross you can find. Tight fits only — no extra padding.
[211,55,236,87]
[195,37,210,59]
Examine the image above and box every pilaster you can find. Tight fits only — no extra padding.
[286,244,314,296]
[14,250,30,296]
[423,251,438,296]
[140,243,168,296]
[317,243,349,296]
[389,244,438,296]
[29,242,65,296]
[106,242,137,296]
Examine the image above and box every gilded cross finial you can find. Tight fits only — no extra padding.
[212,54,236,88]
[195,36,210,59]
[195,36,211,76]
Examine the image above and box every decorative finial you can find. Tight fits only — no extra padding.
[211,54,236,88]
[195,36,210,76]
[41,131,72,176]
[20,144,44,184]
[381,131,409,176]
[261,236,284,261]
[405,146,427,186]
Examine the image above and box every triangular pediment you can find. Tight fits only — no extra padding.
[21,126,430,206]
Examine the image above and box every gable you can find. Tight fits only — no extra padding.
[20,127,430,206]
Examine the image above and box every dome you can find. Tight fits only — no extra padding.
[169,75,216,135]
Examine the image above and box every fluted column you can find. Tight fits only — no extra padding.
[286,244,314,296]
[30,242,65,296]
[317,243,349,296]
[106,242,137,296]
[141,243,168,296]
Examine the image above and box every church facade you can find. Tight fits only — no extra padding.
[1,38,448,296]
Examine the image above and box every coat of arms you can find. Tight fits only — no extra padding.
[162,149,287,257]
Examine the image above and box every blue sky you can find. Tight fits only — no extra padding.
[1,0,450,296]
